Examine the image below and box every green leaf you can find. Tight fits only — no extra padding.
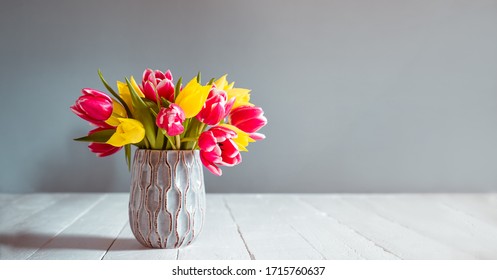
[126,78,147,108]
[149,107,158,117]
[125,144,131,171]
[126,78,156,148]
[155,128,164,149]
[180,137,197,142]
[180,118,200,150]
[174,77,182,101]
[161,97,171,108]
[182,118,192,135]
[144,99,160,111]
[207,78,215,85]
[196,71,201,83]
[74,129,115,143]
[98,69,132,117]
[164,133,177,150]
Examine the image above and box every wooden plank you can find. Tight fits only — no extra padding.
[300,195,474,259]
[261,195,398,259]
[224,194,326,260]
[29,194,129,260]
[345,194,497,259]
[177,195,251,260]
[103,221,178,260]
[0,193,104,260]
[436,194,497,227]
[0,194,22,208]
[0,193,69,230]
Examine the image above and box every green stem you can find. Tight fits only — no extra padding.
[180,137,197,142]
[175,135,181,150]
[143,137,150,149]
[166,135,176,150]
[189,123,206,150]
[197,123,206,135]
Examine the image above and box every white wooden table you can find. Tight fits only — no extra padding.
[1,193,496,260]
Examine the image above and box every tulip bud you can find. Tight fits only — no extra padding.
[198,126,242,176]
[228,105,267,134]
[156,104,186,136]
[70,88,113,128]
[196,87,234,125]
[141,69,175,103]
[87,128,122,157]
[106,118,146,147]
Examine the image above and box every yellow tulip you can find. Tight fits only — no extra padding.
[214,74,253,109]
[107,118,145,147]
[117,76,144,110]
[228,88,253,109]
[105,100,127,127]
[175,77,211,118]
[214,74,228,89]
[219,124,254,152]
[130,76,144,96]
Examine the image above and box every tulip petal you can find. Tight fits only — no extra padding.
[77,96,113,120]
[88,142,122,157]
[214,74,228,90]
[222,139,240,158]
[143,81,158,101]
[249,133,266,140]
[218,124,254,152]
[157,79,175,102]
[130,76,145,98]
[229,105,267,133]
[82,88,112,102]
[142,69,154,82]
[117,81,133,111]
[235,117,268,133]
[175,78,211,118]
[165,70,173,80]
[198,131,217,152]
[105,100,127,127]
[224,97,236,118]
[227,88,252,109]
[200,152,222,176]
[106,118,145,147]
[230,105,263,120]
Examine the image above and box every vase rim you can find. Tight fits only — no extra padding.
[135,149,199,153]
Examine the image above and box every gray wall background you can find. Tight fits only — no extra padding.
[1,0,497,193]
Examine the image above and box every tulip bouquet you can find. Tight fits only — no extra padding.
[71,69,267,176]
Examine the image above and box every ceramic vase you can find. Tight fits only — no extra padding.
[128,149,206,249]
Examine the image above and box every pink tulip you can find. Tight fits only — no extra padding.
[156,103,186,136]
[228,105,267,137]
[198,126,242,176]
[87,128,122,157]
[196,87,235,125]
[141,68,175,103]
[70,88,113,128]
[248,132,266,140]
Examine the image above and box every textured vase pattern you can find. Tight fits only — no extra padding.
[129,149,206,249]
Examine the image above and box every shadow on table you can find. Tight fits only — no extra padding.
[0,232,149,251]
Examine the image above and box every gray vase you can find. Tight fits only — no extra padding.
[129,149,206,249]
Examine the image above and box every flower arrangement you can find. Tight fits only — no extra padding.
[71,69,267,176]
